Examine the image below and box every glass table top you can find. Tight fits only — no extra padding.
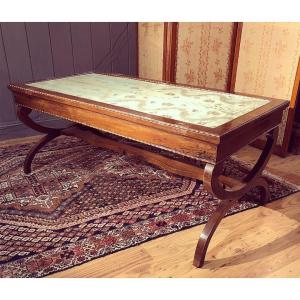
[28,73,269,128]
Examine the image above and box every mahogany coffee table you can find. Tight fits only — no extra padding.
[8,73,288,268]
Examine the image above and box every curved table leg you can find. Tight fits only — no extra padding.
[24,132,61,174]
[193,128,278,268]
[17,106,62,174]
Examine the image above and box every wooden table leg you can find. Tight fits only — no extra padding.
[17,106,63,174]
[23,132,61,174]
[193,128,279,268]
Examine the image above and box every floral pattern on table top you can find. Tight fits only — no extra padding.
[29,73,269,128]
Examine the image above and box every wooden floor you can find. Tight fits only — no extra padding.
[2,137,300,277]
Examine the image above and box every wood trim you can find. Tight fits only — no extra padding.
[136,22,139,77]
[229,22,243,93]
[280,56,300,155]
[162,22,178,82]
[162,22,168,81]
[227,23,239,92]
[289,57,300,111]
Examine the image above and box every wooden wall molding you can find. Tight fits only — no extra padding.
[162,22,178,82]
[280,56,300,154]
[229,22,243,93]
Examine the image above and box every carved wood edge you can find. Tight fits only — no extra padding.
[193,127,279,268]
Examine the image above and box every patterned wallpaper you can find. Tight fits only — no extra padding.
[175,22,235,91]
[138,22,164,80]
[235,22,300,145]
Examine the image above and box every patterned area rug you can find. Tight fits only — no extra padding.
[0,136,299,277]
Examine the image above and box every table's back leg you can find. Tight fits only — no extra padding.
[193,128,278,268]
[17,106,62,174]
[23,132,60,174]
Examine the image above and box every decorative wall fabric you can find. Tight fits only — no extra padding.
[234,22,300,145]
[175,22,235,91]
[138,22,164,81]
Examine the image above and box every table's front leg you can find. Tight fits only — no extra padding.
[193,128,278,268]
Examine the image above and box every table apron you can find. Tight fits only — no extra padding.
[14,95,218,164]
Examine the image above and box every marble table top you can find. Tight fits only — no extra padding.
[29,73,269,128]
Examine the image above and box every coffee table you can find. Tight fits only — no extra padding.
[8,73,288,268]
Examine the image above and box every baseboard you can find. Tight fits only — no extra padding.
[0,118,72,141]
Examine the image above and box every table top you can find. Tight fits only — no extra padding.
[9,73,289,163]
[27,73,270,129]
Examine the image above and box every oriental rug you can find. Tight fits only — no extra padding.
[0,135,298,277]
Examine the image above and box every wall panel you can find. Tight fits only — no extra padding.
[70,23,93,74]
[0,25,15,124]
[128,23,138,76]
[176,22,235,91]
[110,22,129,75]
[234,22,300,147]
[138,22,164,80]
[25,22,54,81]
[1,23,33,83]
[25,22,55,121]
[1,22,34,122]
[49,22,74,77]
[91,22,111,73]
[0,22,138,140]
